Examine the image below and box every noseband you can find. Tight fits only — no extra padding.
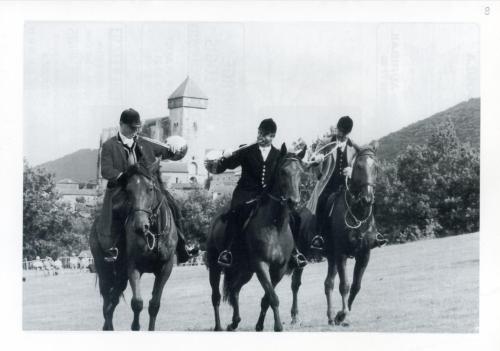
[268,156,305,206]
[126,177,166,251]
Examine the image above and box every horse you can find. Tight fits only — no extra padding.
[291,142,382,326]
[206,144,306,332]
[89,161,178,331]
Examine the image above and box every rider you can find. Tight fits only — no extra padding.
[98,108,196,263]
[207,118,308,268]
[308,116,387,251]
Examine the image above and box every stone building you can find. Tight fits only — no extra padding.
[97,76,210,189]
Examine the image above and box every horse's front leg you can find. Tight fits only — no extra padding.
[255,263,284,332]
[348,250,370,311]
[148,259,174,331]
[324,256,338,325]
[128,264,143,331]
[334,254,350,325]
[290,267,304,325]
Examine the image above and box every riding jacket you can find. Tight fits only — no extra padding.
[306,135,358,214]
[214,143,281,209]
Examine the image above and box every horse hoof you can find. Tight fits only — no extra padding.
[291,317,299,325]
[226,324,236,331]
[255,324,264,332]
[341,321,350,327]
[214,326,223,332]
[328,319,335,326]
[334,311,347,325]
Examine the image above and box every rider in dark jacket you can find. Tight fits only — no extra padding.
[209,118,307,268]
[99,108,196,263]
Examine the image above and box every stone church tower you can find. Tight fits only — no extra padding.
[167,76,208,181]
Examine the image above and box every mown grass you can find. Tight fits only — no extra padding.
[23,233,479,332]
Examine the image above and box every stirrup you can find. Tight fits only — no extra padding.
[310,235,325,251]
[104,247,119,263]
[217,250,233,268]
[293,252,308,268]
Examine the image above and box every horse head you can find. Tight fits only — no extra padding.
[124,160,164,237]
[350,141,379,207]
[274,143,307,210]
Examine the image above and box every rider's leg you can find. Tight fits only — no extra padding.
[289,210,307,268]
[99,187,126,262]
[217,209,239,267]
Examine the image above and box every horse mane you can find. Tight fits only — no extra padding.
[124,162,160,185]
[357,146,377,158]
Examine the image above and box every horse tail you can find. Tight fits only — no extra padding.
[222,270,232,305]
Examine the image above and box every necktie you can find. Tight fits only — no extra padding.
[127,144,137,166]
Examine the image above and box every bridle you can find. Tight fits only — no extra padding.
[125,174,167,251]
[343,152,377,230]
[267,155,305,206]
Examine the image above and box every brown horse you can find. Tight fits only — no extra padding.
[291,143,382,326]
[206,144,306,332]
[90,161,178,331]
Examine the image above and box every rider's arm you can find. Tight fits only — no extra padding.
[215,151,242,173]
[100,142,122,182]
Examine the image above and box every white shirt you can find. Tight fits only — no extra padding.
[259,145,271,162]
[336,139,347,152]
[119,131,135,148]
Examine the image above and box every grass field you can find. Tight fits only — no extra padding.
[23,233,479,332]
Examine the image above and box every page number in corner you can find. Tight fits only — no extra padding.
[485,6,490,15]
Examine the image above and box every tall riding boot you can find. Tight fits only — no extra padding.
[289,210,307,268]
[217,211,238,268]
[176,229,198,264]
[310,217,325,251]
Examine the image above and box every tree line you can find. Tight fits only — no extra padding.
[23,120,479,259]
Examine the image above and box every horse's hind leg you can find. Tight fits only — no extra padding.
[209,265,223,331]
[255,263,284,332]
[334,255,350,325]
[348,250,370,311]
[324,256,338,325]
[148,260,174,331]
[290,267,304,325]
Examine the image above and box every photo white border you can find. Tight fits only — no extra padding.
[1,1,499,350]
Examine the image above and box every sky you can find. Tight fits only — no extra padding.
[23,22,479,166]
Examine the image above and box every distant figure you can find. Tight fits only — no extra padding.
[53,258,63,274]
[32,256,43,271]
[43,257,54,276]
[69,253,79,270]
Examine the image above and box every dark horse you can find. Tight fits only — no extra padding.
[291,142,382,326]
[206,144,306,332]
[89,161,178,330]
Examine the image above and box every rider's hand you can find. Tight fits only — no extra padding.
[311,153,325,163]
[222,149,233,158]
[343,167,353,178]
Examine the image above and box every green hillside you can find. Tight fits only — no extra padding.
[377,98,480,161]
[37,149,98,183]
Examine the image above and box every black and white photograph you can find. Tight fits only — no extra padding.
[2,1,500,350]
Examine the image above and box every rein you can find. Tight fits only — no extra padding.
[126,181,168,251]
[343,155,376,230]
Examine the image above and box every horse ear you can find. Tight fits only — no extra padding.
[280,143,287,156]
[369,140,379,153]
[296,145,307,160]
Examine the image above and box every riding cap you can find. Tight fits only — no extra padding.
[258,118,277,135]
[120,108,142,128]
[337,116,353,134]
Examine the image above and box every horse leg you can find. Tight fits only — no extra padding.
[148,259,174,331]
[209,265,223,331]
[334,255,350,325]
[255,263,284,332]
[324,256,338,325]
[290,267,304,325]
[227,271,252,331]
[128,265,143,331]
[348,250,370,311]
